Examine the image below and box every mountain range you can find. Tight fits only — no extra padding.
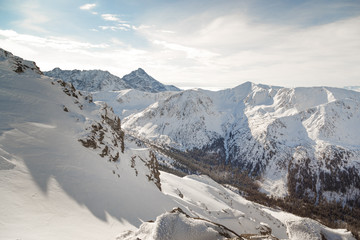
[76,72,360,207]
[44,67,180,92]
[0,48,358,239]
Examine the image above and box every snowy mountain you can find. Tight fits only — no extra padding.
[118,82,360,206]
[44,67,180,93]
[0,48,357,240]
[44,67,130,91]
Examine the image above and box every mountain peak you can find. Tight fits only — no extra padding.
[122,68,181,93]
[135,67,146,73]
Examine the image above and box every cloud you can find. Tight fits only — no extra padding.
[134,10,360,88]
[0,29,108,51]
[99,14,134,31]
[101,14,125,22]
[80,3,96,11]
[99,25,129,31]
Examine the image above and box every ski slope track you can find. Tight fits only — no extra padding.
[0,48,356,240]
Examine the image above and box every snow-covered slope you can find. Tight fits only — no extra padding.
[0,48,175,239]
[44,67,180,93]
[121,82,360,205]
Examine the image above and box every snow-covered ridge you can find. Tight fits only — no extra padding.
[44,67,180,93]
[0,48,42,75]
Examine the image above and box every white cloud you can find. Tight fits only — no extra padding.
[101,14,124,22]
[99,14,134,31]
[80,3,96,11]
[0,30,108,50]
[99,25,129,31]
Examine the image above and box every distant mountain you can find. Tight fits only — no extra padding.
[115,82,360,206]
[44,67,180,93]
[44,67,130,91]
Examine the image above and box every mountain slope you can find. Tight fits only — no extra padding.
[120,82,360,205]
[0,48,175,239]
[44,67,180,93]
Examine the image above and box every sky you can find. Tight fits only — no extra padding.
[0,0,360,90]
